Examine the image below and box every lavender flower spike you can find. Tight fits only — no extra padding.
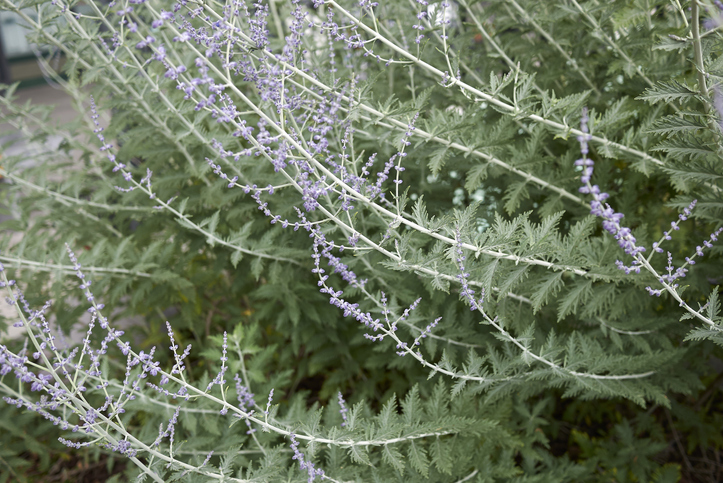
[290,433,326,482]
[575,108,644,273]
[337,392,348,427]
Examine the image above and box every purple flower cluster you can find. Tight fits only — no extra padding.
[646,226,723,296]
[411,316,443,354]
[99,0,432,256]
[576,108,645,271]
[575,108,722,297]
[290,433,326,482]
[232,374,257,433]
[651,200,697,255]
[0,251,259,463]
[250,177,441,359]
[413,0,429,44]
[0,255,129,449]
[9,0,463,471]
[0,241,248,459]
[105,439,138,457]
[166,321,193,379]
[152,405,181,449]
[337,392,348,427]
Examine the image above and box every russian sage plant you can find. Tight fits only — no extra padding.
[0,0,722,481]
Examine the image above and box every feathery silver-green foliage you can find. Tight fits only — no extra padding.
[0,0,722,481]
